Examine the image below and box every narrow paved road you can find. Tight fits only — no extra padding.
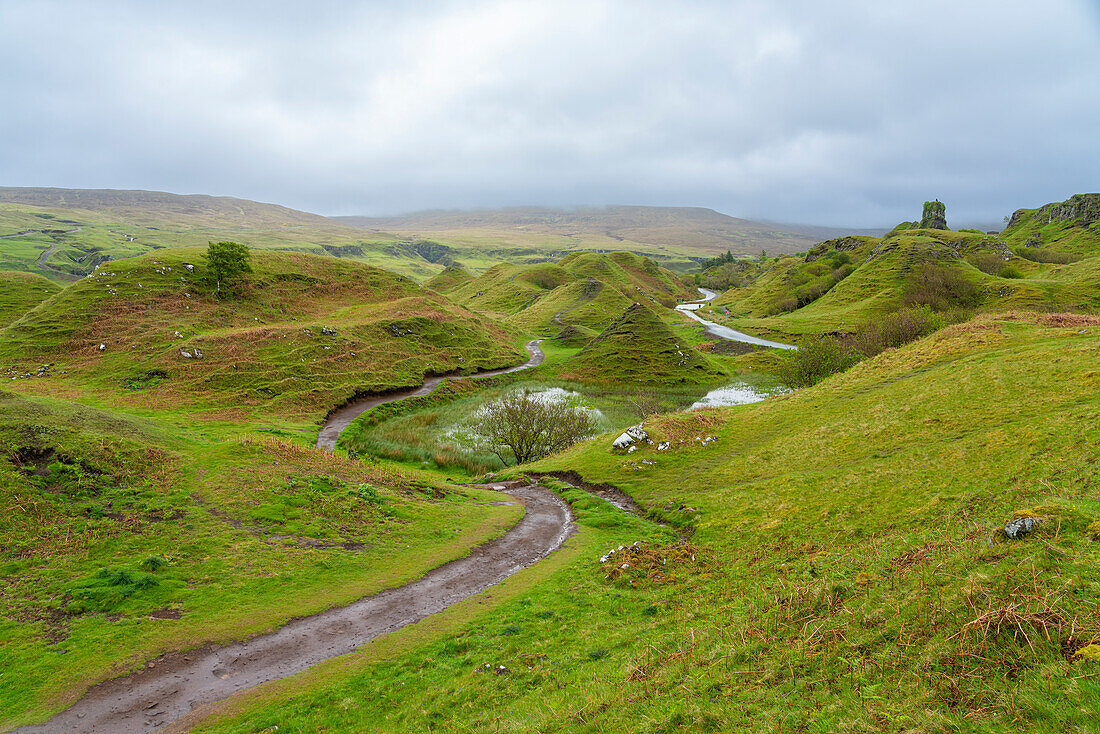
[676,288,797,350]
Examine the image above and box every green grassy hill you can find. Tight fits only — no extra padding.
[424,265,474,292]
[506,277,635,338]
[0,188,445,281]
[1001,193,1100,254]
[704,200,1100,339]
[0,271,61,328]
[447,251,695,340]
[0,248,525,421]
[559,303,726,385]
[0,389,522,728]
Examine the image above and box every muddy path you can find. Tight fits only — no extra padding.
[15,483,573,734]
[13,340,568,733]
[315,339,544,450]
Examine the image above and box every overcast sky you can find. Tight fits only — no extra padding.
[1,0,1098,226]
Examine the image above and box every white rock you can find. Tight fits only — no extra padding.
[612,433,635,450]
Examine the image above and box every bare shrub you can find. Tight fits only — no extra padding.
[629,388,668,419]
[476,391,596,466]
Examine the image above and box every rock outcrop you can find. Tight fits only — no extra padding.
[1008,193,1100,230]
[920,200,948,230]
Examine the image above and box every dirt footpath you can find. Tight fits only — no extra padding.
[15,483,573,734]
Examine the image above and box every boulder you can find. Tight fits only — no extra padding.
[612,432,635,451]
[1004,516,1036,539]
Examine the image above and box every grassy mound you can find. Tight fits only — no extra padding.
[561,303,725,385]
[506,277,635,337]
[0,271,61,328]
[552,322,599,348]
[0,248,525,420]
[447,251,695,339]
[424,265,474,292]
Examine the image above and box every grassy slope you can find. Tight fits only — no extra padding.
[558,303,726,385]
[0,271,61,328]
[1001,193,1100,254]
[448,251,695,340]
[0,191,438,281]
[708,225,1100,339]
[182,312,1100,733]
[0,391,521,728]
[0,248,525,422]
[424,265,474,292]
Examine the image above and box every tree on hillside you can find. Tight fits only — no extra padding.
[476,391,596,466]
[205,240,252,295]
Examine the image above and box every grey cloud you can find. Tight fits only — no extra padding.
[1,0,1097,226]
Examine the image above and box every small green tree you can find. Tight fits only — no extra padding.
[205,241,251,295]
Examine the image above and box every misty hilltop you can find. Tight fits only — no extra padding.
[338,205,884,259]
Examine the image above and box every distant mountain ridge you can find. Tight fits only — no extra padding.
[0,187,330,227]
[337,205,882,257]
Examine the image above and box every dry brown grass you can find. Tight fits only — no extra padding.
[648,411,722,443]
[951,602,1069,654]
[602,540,712,585]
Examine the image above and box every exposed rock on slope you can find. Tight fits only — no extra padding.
[919,200,948,230]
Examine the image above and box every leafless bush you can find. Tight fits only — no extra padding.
[476,391,596,466]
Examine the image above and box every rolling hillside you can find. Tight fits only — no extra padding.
[0,271,61,328]
[0,248,525,420]
[445,251,694,341]
[559,303,726,385]
[0,188,443,281]
[338,205,879,272]
[701,195,1100,339]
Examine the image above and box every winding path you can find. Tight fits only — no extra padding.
[17,340,569,734]
[316,339,544,450]
[675,288,797,350]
